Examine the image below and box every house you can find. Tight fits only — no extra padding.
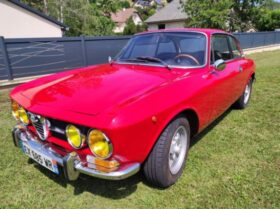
[145,0,187,30]
[111,8,143,33]
[0,0,67,38]
[134,0,153,8]
[134,0,162,8]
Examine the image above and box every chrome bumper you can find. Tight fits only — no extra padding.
[12,126,140,181]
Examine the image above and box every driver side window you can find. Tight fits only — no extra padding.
[211,34,232,64]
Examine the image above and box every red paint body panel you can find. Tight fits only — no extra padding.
[10,29,256,166]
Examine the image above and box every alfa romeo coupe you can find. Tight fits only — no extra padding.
[11,28,255,188]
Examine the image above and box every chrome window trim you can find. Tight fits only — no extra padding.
[115,31,209,70]
[210,32,243,67]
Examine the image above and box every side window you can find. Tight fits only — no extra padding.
[211,35,232,63]
[228,36,242,59]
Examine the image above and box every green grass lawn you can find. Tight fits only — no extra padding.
[0,50,279,209]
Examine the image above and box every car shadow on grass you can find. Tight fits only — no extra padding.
[31,108,233,197]
[33,162,142,199]
[190,108,232,147]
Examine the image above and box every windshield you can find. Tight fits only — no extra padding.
[116,32,207,68]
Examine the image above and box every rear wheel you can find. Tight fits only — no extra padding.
[233,78,253,109]
[143,117,190,188]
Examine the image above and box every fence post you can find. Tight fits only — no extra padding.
[80,35,88,66]
[0,36,13,80]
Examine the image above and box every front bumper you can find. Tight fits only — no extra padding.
[12,126,140,181]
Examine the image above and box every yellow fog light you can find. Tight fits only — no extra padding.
[66,125,84,149]
[88,129,112,159]
[11,101,20,120]
[18,107,30,125]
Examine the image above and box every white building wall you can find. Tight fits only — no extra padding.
[132,13,143,26]
[0,0,63,38]
[113,23,126,33]
[147,21,185,31]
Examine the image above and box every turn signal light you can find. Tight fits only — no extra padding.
[86,155,119,172]
[11,100,20,120]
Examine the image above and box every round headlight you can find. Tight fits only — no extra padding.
[66,125,85,149]
[88,129,112,159]
[18,107,30,125]
[11,101,20,120]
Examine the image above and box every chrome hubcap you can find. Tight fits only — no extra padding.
[169,126,188,175]
[244,82,251,104]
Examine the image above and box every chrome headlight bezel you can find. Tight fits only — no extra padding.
[18,106,30,125]
[87,129,113,159]
[65,124,85,149]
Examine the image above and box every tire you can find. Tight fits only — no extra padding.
[143,116,190,188]
[233,78,253,109]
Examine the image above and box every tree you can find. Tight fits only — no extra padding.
[118,0,131,9]
[136,4,157,21]
[21,0,44,11]
[123,17,147,35]
[63,0,115,36]
[184,0,275,32]
[21,0,116,36]
[91,0,118,17]
[184,0,232,30]
[254,9,280,31]
[230,0,267,31]
[262,0,280,10]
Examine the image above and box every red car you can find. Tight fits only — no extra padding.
[10,28,255,188]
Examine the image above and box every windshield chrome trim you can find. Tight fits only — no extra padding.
[114,31,209,70]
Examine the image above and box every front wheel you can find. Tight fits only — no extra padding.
[143,117,190,188]
[233,78,253,109]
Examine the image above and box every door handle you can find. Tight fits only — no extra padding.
[238,66,243,72]
[202,69,219,79]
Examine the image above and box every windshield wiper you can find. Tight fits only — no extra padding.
[136,56,172,70]
[118,57,172,70]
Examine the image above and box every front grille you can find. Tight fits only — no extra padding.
[28,112,48,140]
[49,119,68,141]
[49,119,89,141]
[28,112,89,142]
[32,120,45,140]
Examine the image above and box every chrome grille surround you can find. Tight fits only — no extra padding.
[28,112,50,141]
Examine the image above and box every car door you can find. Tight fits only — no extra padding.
[208,34,242,120]
[228,35,251,98]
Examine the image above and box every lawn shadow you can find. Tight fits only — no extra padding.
[31,108,233,197]
[33,162,142,199]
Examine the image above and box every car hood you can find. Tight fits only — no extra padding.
[15,64,176,116]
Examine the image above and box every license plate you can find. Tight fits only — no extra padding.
[21,142,59,174]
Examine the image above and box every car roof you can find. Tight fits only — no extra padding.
[136,28,228,36]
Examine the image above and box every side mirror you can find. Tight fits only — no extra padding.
[214,59,226,71]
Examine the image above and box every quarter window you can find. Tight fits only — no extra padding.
[228,36,242,58]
